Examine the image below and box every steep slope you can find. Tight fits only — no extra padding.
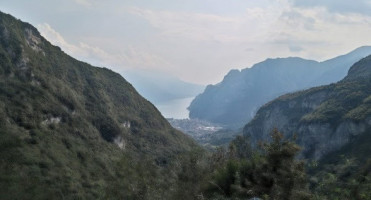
[0,11,197,199]
[243,55,371,160]
[189,47,371,128]
[309,129,371,199]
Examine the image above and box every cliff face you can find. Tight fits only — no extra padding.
[189,47,371,128]
[244,55,371,160]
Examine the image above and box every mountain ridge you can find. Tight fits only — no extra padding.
[243,55,371,160]
[0,11,196,155]
[188,46,371,128]
[0,11,198,199]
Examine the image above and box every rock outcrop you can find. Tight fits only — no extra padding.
[189,47,371,128]
[244,55,371,160]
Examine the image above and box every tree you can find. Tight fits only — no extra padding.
[205,128,312,200]
[260,128,311,200]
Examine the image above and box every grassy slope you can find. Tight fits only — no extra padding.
[0,11,197,199]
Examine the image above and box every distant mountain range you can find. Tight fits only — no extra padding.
[123,69,204,104]
[244,55,371,160]
[2,10,370,200]
[188,46,371,128]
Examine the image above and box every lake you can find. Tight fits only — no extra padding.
[155,97,194,119]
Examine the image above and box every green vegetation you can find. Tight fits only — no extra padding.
[203,129,312,200]
[200,129,371,200]
[1,10,370,200]
[0,11,198,199]
[309,129,371,200]
[249,55,371,128]
[244,54,371,162]
[188,46,371,128]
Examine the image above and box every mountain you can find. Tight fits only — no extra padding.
[243,55,371,160]
[0,11,197,199]
[309,126,371,199]
[123,69,204,104]
[188,46,371,128]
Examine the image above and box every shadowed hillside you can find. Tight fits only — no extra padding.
[189,47,371,128]
[244,55,371,160]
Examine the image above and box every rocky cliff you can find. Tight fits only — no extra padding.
[189,47,371,128]
[244,55,371,160]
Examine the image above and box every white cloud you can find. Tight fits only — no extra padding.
[270,5,371,60]
[36,23,171,72]
[74,0,92,7]
[37,23,113,66]
[22,0,371,85]
[126,6,292,45]
[127,7,240,43]
[290,0,371,16]
[37,23,82,55]
[122,2,371,84]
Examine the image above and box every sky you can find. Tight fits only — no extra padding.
[1,0,371,85]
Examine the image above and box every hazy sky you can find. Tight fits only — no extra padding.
[1,0,371,84]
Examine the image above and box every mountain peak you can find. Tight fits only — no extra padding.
[0,10,196,160]
[223,69,241,81]
[350,45,371,54]
[243,54,371,160]
[344,55,371,81]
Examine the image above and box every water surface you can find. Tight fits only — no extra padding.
[155,97,194,119]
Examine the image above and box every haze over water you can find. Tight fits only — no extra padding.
[156,97,194,119]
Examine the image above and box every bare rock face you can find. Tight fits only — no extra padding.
[189,47,371,128]
[296,121,366,159]
[25,28,43,53]
[244,55,371,160]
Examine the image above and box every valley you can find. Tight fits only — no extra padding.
[1,2,371,200]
